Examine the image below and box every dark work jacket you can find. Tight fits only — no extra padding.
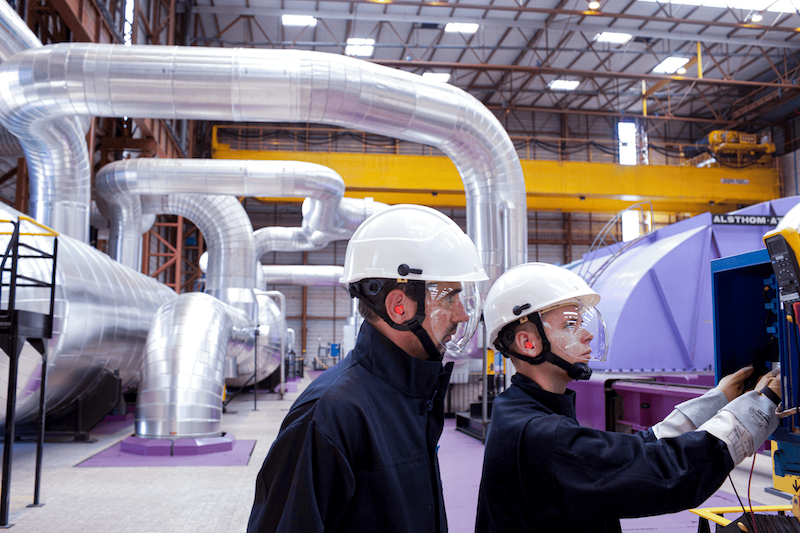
[248,322,454,533]
[475,373,734,533]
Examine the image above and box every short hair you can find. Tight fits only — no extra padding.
[358,279,418,323]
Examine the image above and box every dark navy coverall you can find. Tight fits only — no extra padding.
[248,321,453,533]
[476,373,734,533]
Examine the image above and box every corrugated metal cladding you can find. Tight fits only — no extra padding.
[256,204,620,357]
[781,150,800,198]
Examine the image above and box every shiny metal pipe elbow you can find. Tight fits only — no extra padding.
[137,292,255,438]
[0,43,526,285]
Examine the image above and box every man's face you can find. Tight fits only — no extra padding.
[422,281,471,353]
[541,304,594,363]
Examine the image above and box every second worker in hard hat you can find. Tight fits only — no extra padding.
[476,262,781,533]
[248,204,488,533]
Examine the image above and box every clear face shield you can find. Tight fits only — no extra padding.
[540,303,608,363]
[424,281,481,354]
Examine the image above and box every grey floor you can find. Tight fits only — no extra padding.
[0,373,792,533]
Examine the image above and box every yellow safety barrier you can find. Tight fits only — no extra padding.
[689,505,794,527]
[0,216,59,237]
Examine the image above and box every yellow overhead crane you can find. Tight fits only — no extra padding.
[212,128,781,216]
[683,130,777,169]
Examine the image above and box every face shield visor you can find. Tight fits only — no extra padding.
[424,281,481,355]
[540,303,608,363]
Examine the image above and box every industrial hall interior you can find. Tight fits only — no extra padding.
[1,0,800,531]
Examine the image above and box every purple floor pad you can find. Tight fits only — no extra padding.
[76,438,256,467]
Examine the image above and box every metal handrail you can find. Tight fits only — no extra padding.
[0,216,58,525]
[577,201,654,287]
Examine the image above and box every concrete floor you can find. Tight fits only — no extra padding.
[0,373,793,533]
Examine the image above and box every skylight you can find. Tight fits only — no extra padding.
[444,23,480,34]
[345,38,375,57]
[281,15,317,27]
[594,32,633,45]
[422,72,451,83]
[652,56,689,74]
[618,122,637,165]
[548,79,580,91]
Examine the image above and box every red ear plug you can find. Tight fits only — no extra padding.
[525,341,533,350]
[394,305,404,314]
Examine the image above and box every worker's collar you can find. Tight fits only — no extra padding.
[353,322,453,399]
[511,373,578,420]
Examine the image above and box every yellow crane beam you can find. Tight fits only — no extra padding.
[212,145,780,215]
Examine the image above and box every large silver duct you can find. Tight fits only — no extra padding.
[0,203,176,425]
[0,3,89,241]
[0,43,527,287]
[98,158,380,436]
[0,0,34,158]
[140,193,256,317]
[224,291,284,389]
[261,265,344,287]
[95,158,349,270]
[254,197,386,257]
[137,292,254,438]
[135,192,260,437]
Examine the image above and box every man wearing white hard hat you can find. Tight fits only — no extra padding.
[476,262,781,533]
[248,205,487,533]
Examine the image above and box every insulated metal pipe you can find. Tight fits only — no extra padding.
[0,204,176,425]
[224,291,284,389]
[260,290,286,396]
[140,194,257,317]
[261,265,344,287]
[136,292,254,438]
[95,158,346,270]
[254,197,386,257]
[0,2,89,239]
[0,43,527,287]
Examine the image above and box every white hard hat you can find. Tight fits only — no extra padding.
[484,262,600,348]
[341,204,488,284]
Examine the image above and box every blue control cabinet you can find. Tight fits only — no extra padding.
[712,248,800,482]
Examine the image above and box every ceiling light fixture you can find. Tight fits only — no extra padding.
[422,72,451,83]
[345,38,375,57]
[281,15,317,27]
[444,22,479,34]
[549,79,580,91]
[652,56,690,74]
[588,1,601,9]
[750,13,763,22]
[595,32,633,44]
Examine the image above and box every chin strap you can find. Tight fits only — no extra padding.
[496,312,592,381]
[350,278,443,361]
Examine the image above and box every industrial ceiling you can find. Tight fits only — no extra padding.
[183,0,800,139]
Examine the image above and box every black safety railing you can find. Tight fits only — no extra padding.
[0,216,58,528]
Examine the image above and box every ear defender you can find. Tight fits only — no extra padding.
[524,341,533,350]
[394,305,404,315]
